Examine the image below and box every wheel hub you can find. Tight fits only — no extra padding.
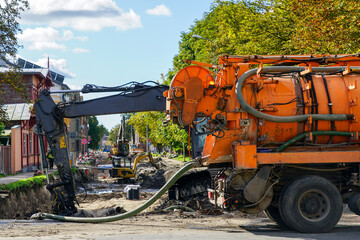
[298,190,330,222]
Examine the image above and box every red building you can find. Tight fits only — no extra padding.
[0,58,53,173]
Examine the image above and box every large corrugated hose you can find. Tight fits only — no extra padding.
[31,161,198,223]
[235,66,360,123]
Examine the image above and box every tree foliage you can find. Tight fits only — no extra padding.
[109,123,120,144]
[123,0,360,154]
[0,0,29,123]
[128,112,187,152]
[166,0,360,82]
[0,122,4,136]
[88,116,108,150]
[109,114,131,144]
[0,69,27,123]
[0,0,28,60]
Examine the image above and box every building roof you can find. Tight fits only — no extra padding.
[0,58,17,67]
[17,58,69,89]
[3,103,33,121]
[17,58,65,83]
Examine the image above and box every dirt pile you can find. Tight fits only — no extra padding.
[135,158,183,188]
[0,186,51,219]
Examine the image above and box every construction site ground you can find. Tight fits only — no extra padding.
[1,153,360,239]
[1,209,360,239]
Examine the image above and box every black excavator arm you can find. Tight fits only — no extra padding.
[34,82,168,215]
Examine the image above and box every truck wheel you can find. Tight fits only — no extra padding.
[280,175,342,233]
[264,204,287,228]
[348,193,360,215]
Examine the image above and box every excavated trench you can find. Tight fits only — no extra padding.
[0,186,52,219]
[0,157,205,219]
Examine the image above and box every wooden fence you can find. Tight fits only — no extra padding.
[0,145,11,175]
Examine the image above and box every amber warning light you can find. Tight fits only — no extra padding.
[208,80,216,89]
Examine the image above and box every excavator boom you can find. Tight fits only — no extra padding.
[35,82,168,215]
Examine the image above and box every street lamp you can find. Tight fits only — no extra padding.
[192,34,216,65]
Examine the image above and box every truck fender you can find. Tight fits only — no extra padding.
[244,166,271,203]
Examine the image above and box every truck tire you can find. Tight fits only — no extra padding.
[280,175,343,233]
[264,204,287,228]
[348,193,360,215]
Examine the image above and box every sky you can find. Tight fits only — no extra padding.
[16,0,214,131]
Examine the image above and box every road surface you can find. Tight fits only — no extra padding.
[1,211,360,240]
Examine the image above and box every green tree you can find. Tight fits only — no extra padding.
[88,116,108,149]
[0,0,28,59]
[0,122,4,136]
[109,114,132,144]
[0,0,29,123]
[166,0,360,83]
[109,123,120,144]
[128,112,188,153]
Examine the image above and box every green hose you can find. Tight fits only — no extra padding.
[235,66,359,123]
[33,161,198,223]
[276,131,354,152]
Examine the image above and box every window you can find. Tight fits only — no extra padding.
[29,133,33,155]
[23,133,27,156]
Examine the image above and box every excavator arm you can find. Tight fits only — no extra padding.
[34,82,168,215]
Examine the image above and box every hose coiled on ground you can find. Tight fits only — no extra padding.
[32,161,199,223]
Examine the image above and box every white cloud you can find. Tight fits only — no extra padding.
[35,57,76,78]
[17,27,88,51]
[146,4,172,16]
[17,27,66,51]
[21,0,142,31]
[73,48,89,54]
[63,30,88,41]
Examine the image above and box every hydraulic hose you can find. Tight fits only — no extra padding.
[276,131,354,152]
[32,161,199,223]
[235,66,360,123]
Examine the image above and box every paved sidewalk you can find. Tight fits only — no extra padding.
[0,169,56,185]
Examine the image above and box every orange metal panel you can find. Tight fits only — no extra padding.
[233,143,257,169]
[257,151,360,164]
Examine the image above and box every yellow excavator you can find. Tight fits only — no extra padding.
[109,115,157,179]
[110,152,157,179]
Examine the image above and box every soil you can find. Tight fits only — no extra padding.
[0,186,51,219]
[0,157,185,219]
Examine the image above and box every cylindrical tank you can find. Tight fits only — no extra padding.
[240,71,360,144]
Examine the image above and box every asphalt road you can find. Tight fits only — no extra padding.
[1,214,360,240]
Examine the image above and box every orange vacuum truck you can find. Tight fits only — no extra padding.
[165,54,360,233]
[34,54,360,233]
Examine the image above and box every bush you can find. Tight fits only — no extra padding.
[0,175,47,192]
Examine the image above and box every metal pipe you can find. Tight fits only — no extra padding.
[235,66,360,123]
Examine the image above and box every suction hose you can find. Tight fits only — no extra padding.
[277,131,354,152]
[235,66,359,123]
[32,161,199,223]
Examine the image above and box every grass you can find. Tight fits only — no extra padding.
[173,155,191,162]
[0,175,47,192]
[0,173,5,178]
